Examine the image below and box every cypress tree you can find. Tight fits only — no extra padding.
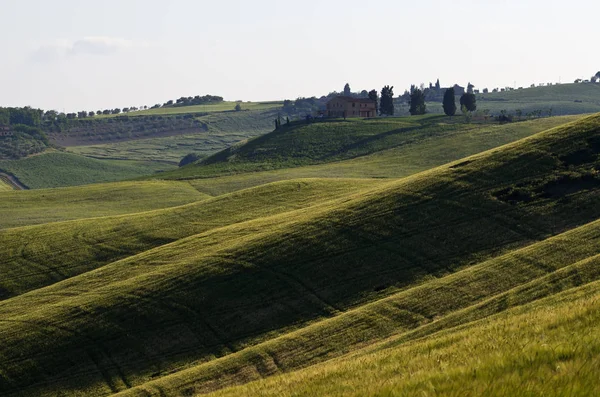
[442,88,456,116]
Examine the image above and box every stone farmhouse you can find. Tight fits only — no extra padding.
[326,97,377,118]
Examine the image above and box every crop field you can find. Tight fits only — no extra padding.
[98,101,284,118]
[1,113,600,396]
[0,152,175,189]
[0,179,13,191]
[67,109,281,163]
[0,181,210,229]
[159,114,582,194]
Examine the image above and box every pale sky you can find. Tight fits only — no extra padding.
[1,0,598,112]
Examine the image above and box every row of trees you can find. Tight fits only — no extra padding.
[575,71,600,84]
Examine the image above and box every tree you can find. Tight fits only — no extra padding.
[592,76,599,83]
[467,82,475,94]
[379,85,394,116]
[344,83,351,97]
[368,89,379,114]
[179,153,201,167]
[409,88,426,115]
[483,88,489,94]
[435,79,441,91]
[234,103,242,111]
[112,108,121,115]
[574,78,583,83]
[442,88,456,116]
[460,93,477,112]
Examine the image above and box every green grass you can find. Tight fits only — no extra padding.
[1,114,600,396]
[0,152,175,189]
[0,181,209,229]
[396,83,600,117]
[115,217,600,396]
[0,178,384,299]
[0,178,13,191]
[67,109,282,164]
[99,101,284,118]
[161,115,582,195]
[206,278,600,397]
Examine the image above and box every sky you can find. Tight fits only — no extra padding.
[1,0,598,112]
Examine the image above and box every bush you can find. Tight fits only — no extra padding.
[179,153,201,167]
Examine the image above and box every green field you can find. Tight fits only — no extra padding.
[1,113,600,396]
[67,109,282,163]
[0,152,175,189]
[0,181,210,229]
[415,82,600,117]
[98,101,284,118]
[0,178,13,191]
[158,114,582,193]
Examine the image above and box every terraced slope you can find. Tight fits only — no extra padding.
[0,114,599,396]
[0,181,210,229]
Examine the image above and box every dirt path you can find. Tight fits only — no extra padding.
[0,172,28,190]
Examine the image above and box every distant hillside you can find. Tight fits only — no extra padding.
[158,114,582,183]
[0,125,50,160]
[64,108,284,164]
[0,152,173,189]
[1,114,600,396]
[419,82,600,117]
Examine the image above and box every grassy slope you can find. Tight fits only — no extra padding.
[0,181,210,229]
[0,178,384,299]
[1,114,600,396]
[0,178,13,191]
[0,152,175,189]
[67,109,281,163]
[101,101,283,117]
[208,277,600,397]
[418,82,600,117]
[116,217,600,396]
[180,115,581,195]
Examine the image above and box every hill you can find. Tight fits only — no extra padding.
[157,114,581,191]
[64,108,283,164]
[0,180,210,229]
[0,152,174,189]
[0,113,599,396]
[420,82,600,117]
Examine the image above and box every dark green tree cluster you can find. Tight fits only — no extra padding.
[170,95,224,107]
[460,93,477,112]
[179,153,201,167]
[409,88,426,115]
[379,86,394,116]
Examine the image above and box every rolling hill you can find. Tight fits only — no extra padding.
[158,114,582,193]
[0,152,174,189]
[0,113,599,396]
[0,180,211,229]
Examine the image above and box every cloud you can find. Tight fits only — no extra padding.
[30,37,149,62]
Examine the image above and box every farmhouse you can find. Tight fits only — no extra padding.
[0,125,13,137]
[326,97,377,118]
